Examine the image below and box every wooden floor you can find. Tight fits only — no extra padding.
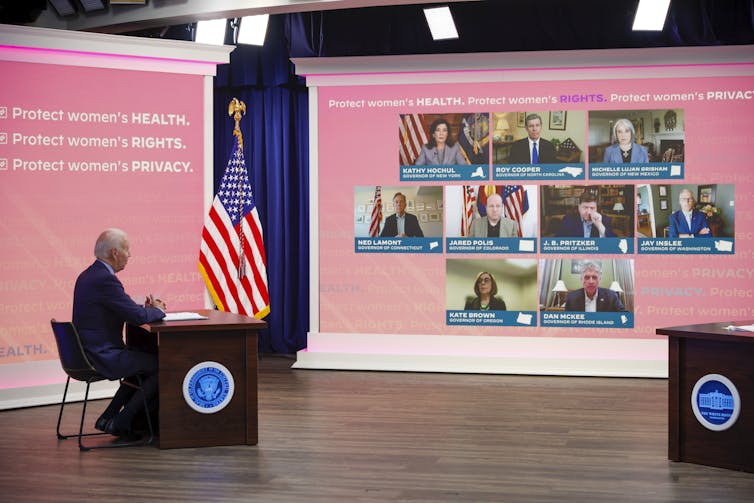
[1,355,753,502]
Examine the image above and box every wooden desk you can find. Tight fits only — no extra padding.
[656,322,754,472]
[127,309,267,449]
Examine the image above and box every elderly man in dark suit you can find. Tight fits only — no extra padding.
[565,260,625,312]
[73,228,166,437]
[380,192,424,237]
[507,113,557,164]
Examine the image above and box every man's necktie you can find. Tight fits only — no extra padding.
[532,142,539,164]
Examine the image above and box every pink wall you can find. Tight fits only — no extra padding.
[0,60,206,375]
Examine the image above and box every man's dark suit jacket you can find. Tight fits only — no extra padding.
[508,138,557,164]
[556,213,617,238]
[380,213,424,237]
[72,260,165,379]
[564,287,626,312]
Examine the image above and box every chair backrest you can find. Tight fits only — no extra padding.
[50,319,103,382]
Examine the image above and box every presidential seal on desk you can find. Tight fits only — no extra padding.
[691,373,740,432]
[183,361,235,414]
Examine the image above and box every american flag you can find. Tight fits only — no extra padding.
[399,114,428,165]
[198,133,270,319]
[461,185,476,236]
[501,185,529,238]
[369,186,382,237]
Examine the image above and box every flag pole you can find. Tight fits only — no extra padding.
[199,97,269,318]
[228,98,247,280]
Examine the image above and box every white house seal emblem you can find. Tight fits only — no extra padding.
[182,361,235,414]
[691,373,740,432]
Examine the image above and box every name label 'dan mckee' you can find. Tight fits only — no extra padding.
[540,311,634,328]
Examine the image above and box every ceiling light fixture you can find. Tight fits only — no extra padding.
[49,0,76,17]
[237,14,270,46]
[423,6,458,41]
[195,18,228,45]
[78,0,106,12]
[632,0,671,31]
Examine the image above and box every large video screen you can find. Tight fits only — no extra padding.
[312,54,754,356]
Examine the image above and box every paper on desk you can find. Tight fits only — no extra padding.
[163,312,209,321]
[724,324,754,331]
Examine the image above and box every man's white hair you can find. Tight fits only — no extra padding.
[94,228,127,259]
[580,260,602,277]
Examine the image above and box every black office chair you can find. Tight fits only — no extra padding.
[51,319,154,451]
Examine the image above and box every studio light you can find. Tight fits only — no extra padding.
[237,14,270,46]
[49,0,76,17]
[78,0,106,12]
[423,6,458,41]
[195,18,228,45]
[632,0,671,31]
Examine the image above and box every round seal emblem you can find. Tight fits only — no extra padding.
[691,373,740,431]
[182,361,235,414]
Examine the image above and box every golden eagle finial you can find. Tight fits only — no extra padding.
[228,98,246,150]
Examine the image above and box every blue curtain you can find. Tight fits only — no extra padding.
[213,17,309,354]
